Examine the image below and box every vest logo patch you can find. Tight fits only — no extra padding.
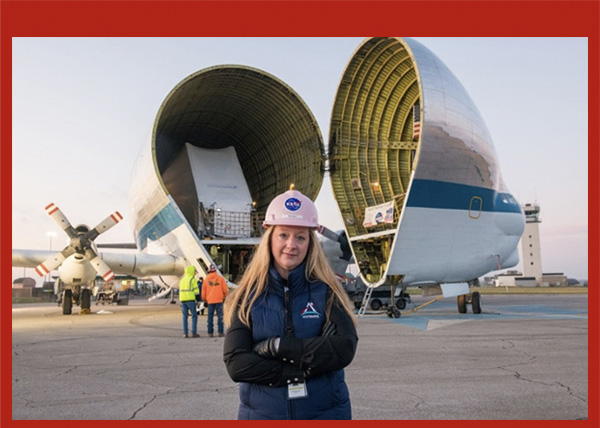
[301,302,321,319]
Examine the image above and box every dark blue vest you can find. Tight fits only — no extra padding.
[237,263,351,420]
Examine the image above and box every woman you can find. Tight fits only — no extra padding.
[223,189,359,420]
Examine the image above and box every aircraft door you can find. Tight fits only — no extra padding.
[469,196,482,219]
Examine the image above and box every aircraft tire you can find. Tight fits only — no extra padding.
[370,299,382,311]
[81,289,91,311]
[63,289,73,315]
[387,307,401,318]
[396,298,407,310]
[457,294,467,314]
[471,291,482,314]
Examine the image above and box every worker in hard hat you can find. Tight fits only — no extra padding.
[223,189,358,420]
[202,264,229,337]
[179,265,201,338]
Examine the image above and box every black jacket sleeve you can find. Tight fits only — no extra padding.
[276,301,358,378]
[223,312,305,387]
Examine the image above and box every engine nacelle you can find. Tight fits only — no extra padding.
[58,254,97,286]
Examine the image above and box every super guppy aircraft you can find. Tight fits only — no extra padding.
[328,37,524,315]
[12,37,524,316]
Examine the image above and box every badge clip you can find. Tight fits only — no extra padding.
[287,382,308,399]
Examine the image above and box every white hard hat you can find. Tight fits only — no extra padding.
[263,190,319,229]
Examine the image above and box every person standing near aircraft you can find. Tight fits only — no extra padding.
[202,264,229,337]
[223,189,358,420]
[179,265,201,338]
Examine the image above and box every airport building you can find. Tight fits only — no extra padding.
[491,271,568,287]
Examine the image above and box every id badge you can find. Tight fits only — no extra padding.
[287,382,308,399]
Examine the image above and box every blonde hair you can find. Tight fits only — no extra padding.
[224,227,357,328]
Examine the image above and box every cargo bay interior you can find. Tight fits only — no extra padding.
[153,66,325,281]
[328,37,421,284]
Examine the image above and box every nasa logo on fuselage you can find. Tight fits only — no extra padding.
[285,197,302,212]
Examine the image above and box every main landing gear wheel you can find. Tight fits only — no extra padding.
[80,289,91,314]
[387,307,401,318]
[457,291,482,314]
[62,289,73,315]
[457,294,467,314]
[471,291,482,314]
[396,292,410,310]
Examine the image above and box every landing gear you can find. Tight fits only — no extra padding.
[80,289,91,314]
[386,281,403,318]
[62,289,73,315]
[457,291,482,314]
[386,307,401,318]
[396,291,411,310]
[457,294,467,314]
[60,286,94,314]
[471,291,482,314]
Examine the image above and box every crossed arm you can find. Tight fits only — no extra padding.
[223,302,358,387]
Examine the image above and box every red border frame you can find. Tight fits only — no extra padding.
[2,1,598,427]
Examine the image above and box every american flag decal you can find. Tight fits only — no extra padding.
[412,103,421,141]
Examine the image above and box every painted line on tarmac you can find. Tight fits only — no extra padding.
[384,306,588,331]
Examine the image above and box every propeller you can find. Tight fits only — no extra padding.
[34,203,123,282]
[317,225,353,261]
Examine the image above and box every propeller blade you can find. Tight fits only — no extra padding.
[33,247,75,277]
[85,248,116,282]
[318,225,353,262]
[86,211,123,241]
[45,203,77,238]
[317,224,340,241]
[34,254,65,277]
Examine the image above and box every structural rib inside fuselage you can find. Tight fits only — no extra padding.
[328,37,521,286]
[153,65,325,239]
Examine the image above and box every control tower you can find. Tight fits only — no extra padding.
[521,203,543,286]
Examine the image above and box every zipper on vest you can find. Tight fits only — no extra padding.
[284,283,295,419]
[284,285,294,338]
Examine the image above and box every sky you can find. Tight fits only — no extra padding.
[11,37,589,283]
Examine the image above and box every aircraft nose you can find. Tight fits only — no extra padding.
[494,211,525,237]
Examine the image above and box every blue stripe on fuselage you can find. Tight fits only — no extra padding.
[406,179,522,213]
[136,203,185,250]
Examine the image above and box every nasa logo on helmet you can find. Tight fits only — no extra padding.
[284,197,302,212]
[262,189,319,229]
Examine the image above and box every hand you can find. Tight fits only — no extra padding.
[253,337,280,358]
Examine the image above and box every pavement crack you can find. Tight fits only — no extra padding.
[555,382,587,404]
[498,339,587,406]
[128,388,176,420]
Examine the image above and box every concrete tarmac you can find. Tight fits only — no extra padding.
[11,294,588,420]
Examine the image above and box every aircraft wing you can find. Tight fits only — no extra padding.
[12,249,185,278]
[200,238,261,246]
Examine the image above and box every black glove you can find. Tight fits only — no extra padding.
[322,319,337,336]
[253,337,280,358]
